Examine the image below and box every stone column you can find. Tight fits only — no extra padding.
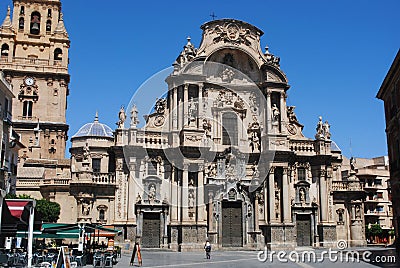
[280,92,288,134]
[178,86,183,130]
[266,90,272,134]
[197,164,206,223]
[128,162,137,220]
[173,88,178,130]
[254,193,260,231]
[182,163,189,222]
[208,192,214,232]
[319,168,328,222]
[282,167,290,223]
[198,83,203,120]
[268,168,276,223]
[183,84,189,126]
[171,167,178,222]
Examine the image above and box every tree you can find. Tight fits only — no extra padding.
[36,199,60,223]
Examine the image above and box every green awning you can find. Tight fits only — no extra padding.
[16,223,121,239]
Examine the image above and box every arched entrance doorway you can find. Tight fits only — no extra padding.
[222,201,243,247]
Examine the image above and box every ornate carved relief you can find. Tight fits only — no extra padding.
[212,23,256,46]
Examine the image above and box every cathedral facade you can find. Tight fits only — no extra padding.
[70,19,366,250]
[1,0,367,251]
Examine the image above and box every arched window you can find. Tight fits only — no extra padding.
[54,48,62,61]
[222,112,238,145]
[30,11,41,35]
[99,209,105,221]
[50,139,55,145]
[19,17,24,30]
[47,9,52,18]
[46,20,51,32]
[1,44,9,57]
[20,6,25,15]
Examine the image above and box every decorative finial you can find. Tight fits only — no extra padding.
[94,111,99,122]
[1,6,12,29]
[264,45,270,54]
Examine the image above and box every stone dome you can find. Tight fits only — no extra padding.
[73,113,113,138]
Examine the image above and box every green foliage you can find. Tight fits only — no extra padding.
[368,224,383,236]
[4,193,31,199]
[5,194,60,223]
[388,229,395,236]
[36,199,61,223]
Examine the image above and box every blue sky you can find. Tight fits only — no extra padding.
[1,0,399,158]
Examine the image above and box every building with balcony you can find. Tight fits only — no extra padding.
[0,71,25,241]
[342,156,393,244]
[377,49,400,248]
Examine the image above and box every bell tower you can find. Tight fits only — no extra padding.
[0,0,70,160]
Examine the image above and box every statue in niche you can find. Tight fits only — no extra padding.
[116,106,126,129]
[130,104,139,128]
[81,200,91,216]
[188,97,197,125]
[248,116,261,152]
[252,163,260,178]
[188,190,195,208]
[148,184,156,202]
[226,163,236,182]
[272,104,280,122]
[274,182,280,219]
[299,188,306,205]
[323,120,331,139]
[202,119,212,137]
[249,131,260,152]
[355,205,362,219]
[83,142,90,160]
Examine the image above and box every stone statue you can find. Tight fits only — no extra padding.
[299,188,306,204]
[117,106,126,129]
[188,97,197,125]
[155,98,166,114]
[350,157,356,171]
[148,184,156,202]
[355,205,362,219]
[287,106,299,123]
[206,163,216,177]
[221,68,235,82]
[272,104,280,122]
[136,194,142,204]
[249,131,260,152]
[188,190,195,208]
[202,119,212,137]
[323,120,331,139]
[82,201,90,216]
[274,182,280,219]
[315,116,324,139]
[83,142,90,160]
[130,104,139,128]
[248,116,261,152]
[252,163,260,178]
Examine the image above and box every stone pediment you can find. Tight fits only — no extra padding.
[196,19,266,68]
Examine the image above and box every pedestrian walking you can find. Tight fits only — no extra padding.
[204,239,211,259]
[129,242,138,266]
